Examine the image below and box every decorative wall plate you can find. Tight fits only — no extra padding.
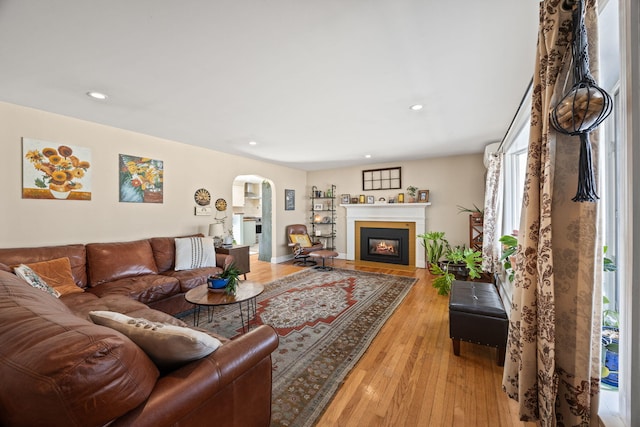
[194,188,211,206]
[215,198,227,211]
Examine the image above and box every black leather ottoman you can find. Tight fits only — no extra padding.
[449,280,508,366]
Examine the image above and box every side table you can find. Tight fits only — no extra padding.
[216,245,250,279]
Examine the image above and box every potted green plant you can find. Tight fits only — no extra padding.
[417,231,450,268]
[601,247,618,387]
[430,246,483,295]
[208,262,241,295]
[499,234,518,282]
[406,186,418,202]
[429,263,456,296]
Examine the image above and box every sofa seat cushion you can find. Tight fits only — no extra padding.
[0,271,159,427]
[162,266,223,292]
[86,239,158,286]
[86,274,181,305]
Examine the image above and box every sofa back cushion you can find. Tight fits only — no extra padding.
[150,233,204,273]
[0,244,88,287]
[0,270,159,427]
[23,257,84,296]
[86,239,158,287]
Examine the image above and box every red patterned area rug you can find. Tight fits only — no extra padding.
[179,267,416,427]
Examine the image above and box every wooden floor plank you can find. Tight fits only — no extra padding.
[248,256,535,426]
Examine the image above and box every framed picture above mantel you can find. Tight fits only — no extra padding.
[362,166,401,191]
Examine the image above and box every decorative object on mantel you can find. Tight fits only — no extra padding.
[397,193,404,203]
[359,194,365,204]
[118,154,163,203]
[362,166,401,190]
[341,194,350,204]
[550,0,612,202]
[406,186,418,202]
[418,190,429,203]
[22,138,92,200]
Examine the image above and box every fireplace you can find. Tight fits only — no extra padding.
[354,220,416,268]
[360,227,409,265]
[344,204,429,269]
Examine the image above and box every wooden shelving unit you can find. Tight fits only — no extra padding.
[469,214,483,252]
[310,184,336,250]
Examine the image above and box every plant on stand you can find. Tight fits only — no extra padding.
[456,204,484,217]
[406,186,418,202]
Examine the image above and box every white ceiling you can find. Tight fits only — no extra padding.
[0,1,539,171]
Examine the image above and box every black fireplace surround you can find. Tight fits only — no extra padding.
[359,227,409,265]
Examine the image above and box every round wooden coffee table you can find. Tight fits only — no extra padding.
[184,281,264,332]
[309,250,339,271]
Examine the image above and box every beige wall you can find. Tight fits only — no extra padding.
[0,102,307,260]
[1,102,486,264]
[307,154,486,256]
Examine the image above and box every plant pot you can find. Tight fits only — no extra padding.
[439,261,468,280]
[601,326,619,387]
[207,277,229,291]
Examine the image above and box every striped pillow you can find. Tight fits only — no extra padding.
[174,237,216,271]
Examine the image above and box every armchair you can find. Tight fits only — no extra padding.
[286,224,324,266]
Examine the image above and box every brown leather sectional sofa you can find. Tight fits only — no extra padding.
[0,236,279,427]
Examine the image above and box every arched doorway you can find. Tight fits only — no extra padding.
[231,175,273,263]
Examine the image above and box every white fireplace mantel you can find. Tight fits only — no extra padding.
[342,203,430,268]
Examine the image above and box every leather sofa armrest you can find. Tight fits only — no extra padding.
[111,325,279,427]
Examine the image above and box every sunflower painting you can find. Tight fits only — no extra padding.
[119,154,163,203]
[22,138,92,200]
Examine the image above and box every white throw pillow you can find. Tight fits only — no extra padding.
[14,264,61,298]
[88,310,222,369]
[174,237,217,271]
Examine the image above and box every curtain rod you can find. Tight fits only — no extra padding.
[497,78,533,153]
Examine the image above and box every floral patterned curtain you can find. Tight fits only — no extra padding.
[482,152,503,273]
[502,1,602,425]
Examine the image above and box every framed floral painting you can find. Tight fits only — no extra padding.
[22,138,92,200]
[119,154,164,203]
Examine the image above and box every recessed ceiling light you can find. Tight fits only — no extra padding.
[365,154,372,158]
[410,104,423,111]
[87,91,108,100]
[249,141,258,146]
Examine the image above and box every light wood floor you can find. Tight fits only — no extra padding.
[248,255,535,427]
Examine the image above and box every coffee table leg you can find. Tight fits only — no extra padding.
[207,306,214,323]
[238,301,247,334]
[193,305,200,327]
